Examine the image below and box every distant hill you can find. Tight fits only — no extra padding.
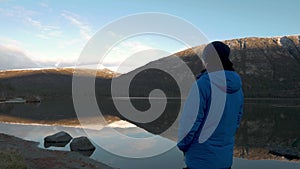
[0,68,118,99]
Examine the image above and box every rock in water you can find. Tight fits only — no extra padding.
[70,136,96,152]
[44,131,72,143]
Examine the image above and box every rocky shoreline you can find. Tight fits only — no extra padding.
[1,131,300,169]
[1,117,300,165]
[234,146,300,162]
[0,133,114,169]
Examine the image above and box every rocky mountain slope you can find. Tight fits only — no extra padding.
[121,35,300,98]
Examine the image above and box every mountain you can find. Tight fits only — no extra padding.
[119,34,300,98]
[0,35,300,134]
[2,35,300,99]
[107,34,300,134]
[225,35,300,97]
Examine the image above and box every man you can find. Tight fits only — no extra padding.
[177,41,244,169]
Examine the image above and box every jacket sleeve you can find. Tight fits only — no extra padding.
[236,91,244,129]
[177,79,208,152]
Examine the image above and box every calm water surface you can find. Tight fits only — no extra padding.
[0,98,299,168]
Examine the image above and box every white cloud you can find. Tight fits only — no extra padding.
[0,37,77,69]
[72,40,156,72]
[100,40,174,73]
[0,6,63,40]
[36,34,50,40]
[38,2,53,13]
[102,41,153,65]
[58,38,82,49]
[0,37,24,50]
[0,6,37,18]
[25,17,42,29]
[61,10,92,41]
[0,42,40,70]
[24,17,63,39]
[39,2,49,8]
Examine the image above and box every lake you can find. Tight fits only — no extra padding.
[0,98,299,168]
[0,121,300,169]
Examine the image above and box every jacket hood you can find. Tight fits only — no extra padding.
[224,71,242,93]
[199,70,242,94]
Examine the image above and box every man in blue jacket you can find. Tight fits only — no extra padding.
[177,41,244,169]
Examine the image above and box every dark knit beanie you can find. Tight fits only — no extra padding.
[211,41,230,61]
[202,41,234,71]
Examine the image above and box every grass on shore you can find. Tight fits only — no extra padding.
[0,151,27,169]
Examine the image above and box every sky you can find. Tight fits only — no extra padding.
[0,0,299,72]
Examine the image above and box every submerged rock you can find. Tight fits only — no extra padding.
[70,136,96,152]
[44,131,72,143]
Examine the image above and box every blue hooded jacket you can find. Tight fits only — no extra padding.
[177,70,244,169]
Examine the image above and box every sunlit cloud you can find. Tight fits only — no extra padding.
[39,2,49,8]
[0,43,39,69]
[58,38,82,49]
[24,17,63,39]
[25,17,42,29]
[101,41,154,71]
[0,5,63,40]
[61,10,92,41]
[0,6,37,18]
[0,37,76,69]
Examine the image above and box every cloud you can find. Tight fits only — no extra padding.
[25,17,42,29]
[39,2,53,12]
[76,39,173,73]
[0,38,77,70]
[104,41,153,63]
[61,10,92,41]
[39,2,49,8]
[0,6,37,18]
[0,43,40,70]
[58,38,82,49]
[101,41,170,73]
[24,17,63,39]
[0,6,62,40]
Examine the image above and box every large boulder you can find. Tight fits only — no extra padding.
[44,141,69,148]
[70,136,96,152]
[44,131,72,143]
